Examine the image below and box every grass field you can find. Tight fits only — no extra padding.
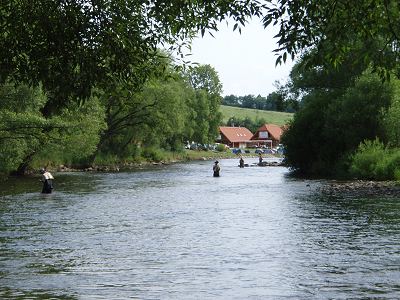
[220,105,293,126]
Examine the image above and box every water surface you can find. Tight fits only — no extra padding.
[1,158,400,299]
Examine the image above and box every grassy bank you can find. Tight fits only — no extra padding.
[220,105,293,126]
[186,150,259,160]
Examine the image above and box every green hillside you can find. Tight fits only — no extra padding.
[219,105,293,126]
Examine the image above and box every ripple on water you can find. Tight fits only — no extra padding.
[1,159,400,299]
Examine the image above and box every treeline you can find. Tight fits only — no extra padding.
[222,92,299,113]
[0,61,223,175]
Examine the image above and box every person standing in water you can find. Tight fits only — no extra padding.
[40,168,54,193]
[258,152,263,165]
[213,161,220,177]
[239,156,244,168]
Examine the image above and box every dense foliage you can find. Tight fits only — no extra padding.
[3,1,400,108]
[281,63,397,178]
[0,62,222,174]
[0,83,105,174]
[350,139,400,181]
[153,1,400,79]
[185,65,223,143]
[278,15,400,180]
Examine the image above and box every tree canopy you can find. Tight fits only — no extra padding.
[3,0,400,112]
[162,1,400,77]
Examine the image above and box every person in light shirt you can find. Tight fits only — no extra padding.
[40,168,54,194]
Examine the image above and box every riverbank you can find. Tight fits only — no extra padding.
[319,180,400,198]
[52,150,280,173]
[0,149,281,177]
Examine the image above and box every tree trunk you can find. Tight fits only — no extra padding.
[13,151,37,176]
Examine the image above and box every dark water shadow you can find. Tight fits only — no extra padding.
[0,288,77,300]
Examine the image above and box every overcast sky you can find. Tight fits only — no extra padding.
[186,17,295,97]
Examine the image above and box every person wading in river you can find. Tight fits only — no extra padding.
[40,168,54,194]
[239,156,244,168]
[213,161,220,177]
[258,152,263,165]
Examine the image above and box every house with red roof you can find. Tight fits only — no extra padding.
[218,126,253,148]
[251,124,285,148]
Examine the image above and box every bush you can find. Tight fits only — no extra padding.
[394,168,400,181]
[216,144,227,152]
[142,147,164,162]
[350,139,400,180]
[93,153,120,165]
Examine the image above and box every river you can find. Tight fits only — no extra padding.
[1,158,400,299]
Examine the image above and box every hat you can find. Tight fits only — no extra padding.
[215,161,219,164]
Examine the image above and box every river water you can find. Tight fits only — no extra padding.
[1,158,400,299]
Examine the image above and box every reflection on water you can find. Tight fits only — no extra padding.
[1,158,400,299]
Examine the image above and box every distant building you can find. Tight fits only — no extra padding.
[251,124,285,148]
[218,126,253,148]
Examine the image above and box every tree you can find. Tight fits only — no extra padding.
[0,1,264,114]
[282,70,394,176]
[160,1,400,79]
[185,64,223,142]
[88,78,159,161]
[261,1,400,79]
[36,96,106,167]
[125,76,195,153]
[0,83,48,173]
[0,82,105,174]
[91,62,198,160]
[265,92,283,112]
[241,95,256,109]
[186,64,222,95]
[222,95,240,107]
[383,82,400,147]
[190,90,211,144]
[0,2,152,113]
[3,0,400,109]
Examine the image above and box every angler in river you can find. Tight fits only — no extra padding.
[40,168,54,193]
[239,156,245,168]
[213,161,220,177]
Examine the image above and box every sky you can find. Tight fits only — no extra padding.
[186,18,295,97]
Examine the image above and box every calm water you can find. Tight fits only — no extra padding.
[1,158,400,299]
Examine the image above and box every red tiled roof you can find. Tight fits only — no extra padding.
[251,124,284,141]
[219,126,253,143]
